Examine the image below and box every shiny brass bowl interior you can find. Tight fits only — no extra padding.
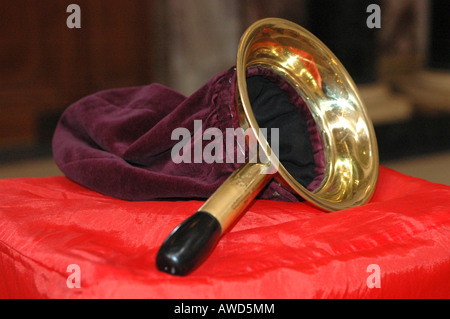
[235,18,379,211]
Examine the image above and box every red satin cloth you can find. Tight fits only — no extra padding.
[1,166,449,298]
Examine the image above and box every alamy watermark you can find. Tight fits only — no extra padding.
[65,4,380,29]
[366,4,381,29]
[65,262,382,291]
[66,264,81,289]
[66,4,81,29]
[170,120,279,173]
[366,264,381,288]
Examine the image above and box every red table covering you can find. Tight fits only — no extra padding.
[0,166,449,298]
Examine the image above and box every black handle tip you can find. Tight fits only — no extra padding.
[156,211,222,276]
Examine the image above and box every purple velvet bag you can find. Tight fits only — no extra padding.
[52,67,324,202]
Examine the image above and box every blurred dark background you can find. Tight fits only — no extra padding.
[0,0,448,181]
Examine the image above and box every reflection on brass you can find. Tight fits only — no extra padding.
[200,161,272,232]
[235,18,379,212]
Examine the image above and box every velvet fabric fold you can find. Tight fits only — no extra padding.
[52,67,324,202]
